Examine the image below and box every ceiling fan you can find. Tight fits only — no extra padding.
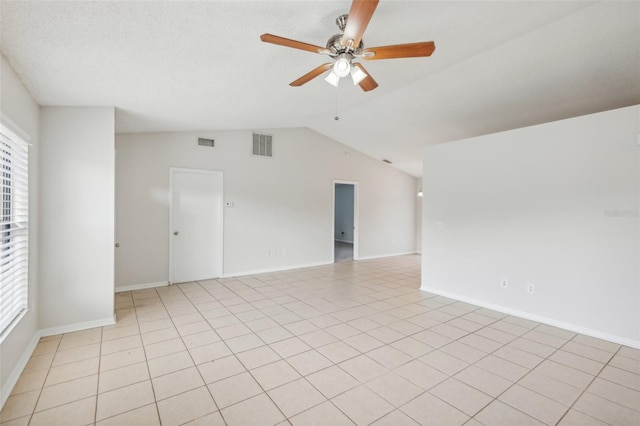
[260,0,435,92]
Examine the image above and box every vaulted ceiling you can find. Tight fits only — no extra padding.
[2,1,639,176]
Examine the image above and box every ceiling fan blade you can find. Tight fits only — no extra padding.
[341,0,379,48]
[261,34,326,54]
[364,41,436,60]
[354,63,378,92]
[290,63,333,87]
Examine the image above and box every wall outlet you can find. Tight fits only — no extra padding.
[527,283,535,294]
[282,248,286,256]
[436,222,444,229]
[501,279,508,289]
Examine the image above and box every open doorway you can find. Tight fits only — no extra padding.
[333,181,358,262]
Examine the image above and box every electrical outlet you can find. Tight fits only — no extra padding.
[501,279,508,289]
[436,222,444,229]
[527,283,535,294]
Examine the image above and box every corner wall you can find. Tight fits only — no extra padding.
[38,107,115,331]
[115,128,417,288]
[0,55,40,407]
[422,105,640,347]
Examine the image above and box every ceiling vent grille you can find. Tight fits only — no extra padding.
[198,137,215,147]
[252,132,273,158]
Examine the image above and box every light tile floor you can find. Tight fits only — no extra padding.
[2,255,639,425]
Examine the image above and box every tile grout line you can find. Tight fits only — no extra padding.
[553,343,621,426]
[25,335,61,426]
[133,289,164,426]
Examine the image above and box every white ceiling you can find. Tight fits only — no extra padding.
[2,1,639,176]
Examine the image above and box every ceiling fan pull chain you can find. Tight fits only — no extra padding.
[335,87,340,121]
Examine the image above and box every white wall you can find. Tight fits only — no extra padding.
[39,107,115,330]
[0,55,40,406]
[422,105,640,347]
[115,128,417,288]
[415,177,422,254]
[334,183,354,243]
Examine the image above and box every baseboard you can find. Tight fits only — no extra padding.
[421,286,640,349]
[223,261,334,278]
[1,330,41,409]
[115,281,169,293]
[1,314,118,410]
[39,315,116,338]
[357,251,418,261]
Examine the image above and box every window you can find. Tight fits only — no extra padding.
[0,122,29,339]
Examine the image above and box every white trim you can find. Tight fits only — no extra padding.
[332,180,359,262]
[0,112,32,143]
[421,286,640,349]
[114,281,169,293]
[0,330,40,409]
[39,315,116,338]
[0,309,29,345]
[0,314,117,409]
[169,168,224,284]
[223,261,333,278]
[357,251,418,261]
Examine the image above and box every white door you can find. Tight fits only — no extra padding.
[170,168,223,283]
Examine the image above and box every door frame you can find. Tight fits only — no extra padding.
[169,167,224,284]
[332,180,359,262]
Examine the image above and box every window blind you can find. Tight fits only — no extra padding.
[0,122,29,339]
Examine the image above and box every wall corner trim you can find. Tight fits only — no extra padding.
[1,315,117,409]
[357,251,418,261]
[0,331,41,409]
[115,281,169,293]
[223,261,334,279]
[420,286,640,349]
[39,316,116,338]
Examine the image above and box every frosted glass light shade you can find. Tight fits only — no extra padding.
[350,65,367,85]
[333,58,351,78]
[324,71,340,87]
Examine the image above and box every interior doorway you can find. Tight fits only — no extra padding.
[169,168,223,283]
[333,181,358,262]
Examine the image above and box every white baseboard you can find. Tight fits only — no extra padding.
[357,251,418,261]
[421,286,640,349]
[115,281,169,293]
[39,315,116,338]
[223,261,333,278]
[1,330,41,409]
[1,314,117,410]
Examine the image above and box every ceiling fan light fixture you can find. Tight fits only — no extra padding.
[324,71,340,87]
[333,57,351,78]
[350,65,367,85]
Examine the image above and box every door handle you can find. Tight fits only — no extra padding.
[173,231,179,236]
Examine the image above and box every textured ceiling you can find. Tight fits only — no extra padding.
[2,1,639,176]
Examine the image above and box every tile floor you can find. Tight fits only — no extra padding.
[1,255,639,425]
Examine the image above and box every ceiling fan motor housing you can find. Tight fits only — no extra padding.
[326,33,364,56]
[327,14,364,56]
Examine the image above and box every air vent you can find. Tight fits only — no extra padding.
[252,132,273,158]
[382,159,392,164]
[198,137,215,147]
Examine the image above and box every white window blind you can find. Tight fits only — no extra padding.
[0,122,29,339]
